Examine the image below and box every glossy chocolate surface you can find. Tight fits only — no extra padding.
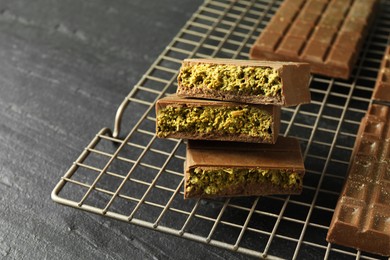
[326,104,390,256]
[250,0,379,79]
[372,45,390,102]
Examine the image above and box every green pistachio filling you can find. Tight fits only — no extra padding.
[186,168,302,195]
[178,64,282,97]
[156,106,273,140]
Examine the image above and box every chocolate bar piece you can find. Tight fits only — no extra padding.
[184,137,305,199]
[155,95,280,143]
[326,104,390,256]
[372,45,390,102]
[176,58,311,106]
[250,0,379,79]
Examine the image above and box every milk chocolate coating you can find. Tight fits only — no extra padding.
[184,137,305,199]
[326,104,390,256]
[155,95,281,143]
[250,0,379,79]
[372,45,390,102]
[177,58,311,106]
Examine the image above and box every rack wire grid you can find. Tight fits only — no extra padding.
[52,0,390,259]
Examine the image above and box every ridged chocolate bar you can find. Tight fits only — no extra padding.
[177,58,311,106]
[250,0,379,79]
[184,137,305,199]
[155,95,280,143]
[326,104,390,256]
[372,45,390,102]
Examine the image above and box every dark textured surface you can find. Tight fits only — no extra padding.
[0,1,251,259]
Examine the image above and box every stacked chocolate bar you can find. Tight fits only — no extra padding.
[155,58,311,199]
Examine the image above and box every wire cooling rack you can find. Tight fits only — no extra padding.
[52,0,390,259]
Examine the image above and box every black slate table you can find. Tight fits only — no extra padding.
[0,0,251,259]
[2,0,389,259]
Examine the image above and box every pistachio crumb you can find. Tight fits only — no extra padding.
[157,105,273,140]
[179,64,282,97]
[186,168,301,195]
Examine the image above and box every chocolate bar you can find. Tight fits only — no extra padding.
[176,58,311,106]
[184,137,305,199]
[326,104,390,256]
[372,45,390,102]
[250,0,379,79]
[155,95,280,143]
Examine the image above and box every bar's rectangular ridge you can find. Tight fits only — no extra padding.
[372,45,390,102]
[326,104,390,256]
[250,0,379,79]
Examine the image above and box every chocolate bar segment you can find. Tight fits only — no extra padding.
[184,137,305,199]
[326,104,390,256]
[250,0,379,79]
[155,95,280,143]
[372,45,390,102]
[176,58,311,106]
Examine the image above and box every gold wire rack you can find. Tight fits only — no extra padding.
[52,0,390,259]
